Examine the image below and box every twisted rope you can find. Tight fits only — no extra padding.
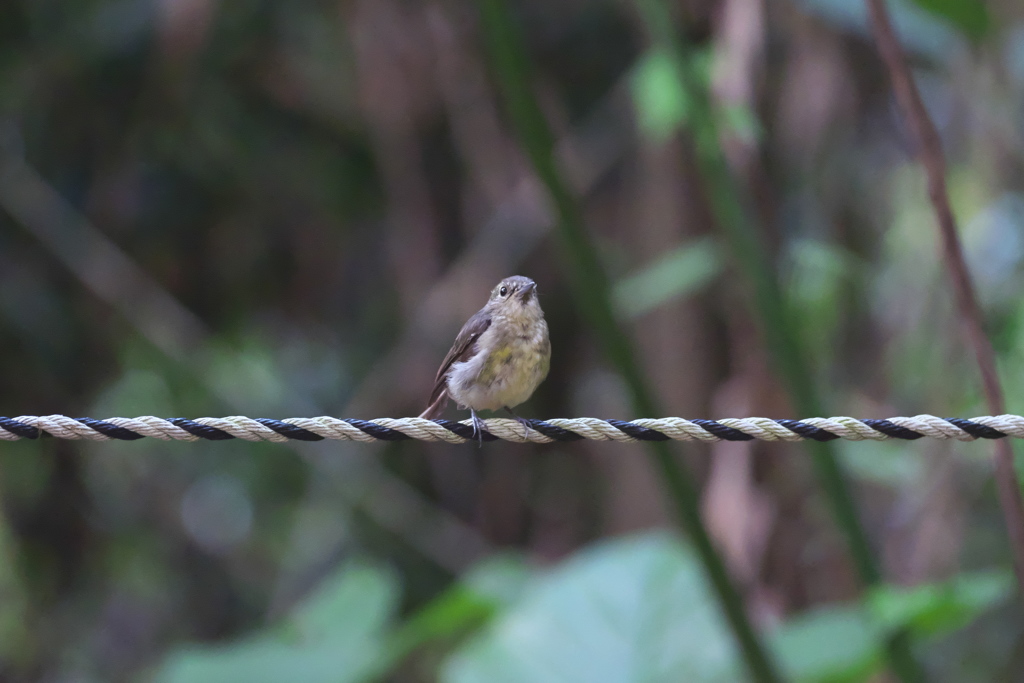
[0,414,1021,444]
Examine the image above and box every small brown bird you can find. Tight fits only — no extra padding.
[419,275,550,441]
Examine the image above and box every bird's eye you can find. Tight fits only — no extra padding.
[499,286,508,297]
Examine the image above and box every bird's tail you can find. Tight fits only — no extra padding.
[418,389,449,420]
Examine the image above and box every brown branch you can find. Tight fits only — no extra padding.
[866,0,1024,591]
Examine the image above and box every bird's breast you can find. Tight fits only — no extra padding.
[447,318,550,411]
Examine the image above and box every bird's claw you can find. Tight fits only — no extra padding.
[470,410,486,447]
[505,407,532,441]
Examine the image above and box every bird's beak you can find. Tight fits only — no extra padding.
[519,282,536,301]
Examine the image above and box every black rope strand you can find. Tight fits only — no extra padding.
[76,417,146,441]
[691,419,755,441]
[861,419,925,440]
[437,419,500,442]
[946,417,1006,440]
[522,419,585,441]
[255,418,324,441]
[0,416,40,439]
[607,419,671,441]
[168,418,235,441]
[347,419,414,441]
[775,419,840,442]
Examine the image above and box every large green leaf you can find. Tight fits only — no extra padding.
[770,569,1014,683]
[441,533,738,683]
[152,561,399,683]
[153,639,380,683]
[867,569,1013,637]
[292,561,398,640]
[770,606,881,683]
[386,554,533,660]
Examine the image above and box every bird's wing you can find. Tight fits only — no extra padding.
[424,310,492,411]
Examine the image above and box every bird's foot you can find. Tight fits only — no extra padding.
[504,407,532,441]
[470,409,486,447]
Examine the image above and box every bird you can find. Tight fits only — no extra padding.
[419,275,550,443]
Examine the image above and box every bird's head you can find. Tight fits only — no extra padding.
[486,275,542,319]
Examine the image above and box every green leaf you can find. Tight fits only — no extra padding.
[154,639,378,683]
[441,532,738,683]
[382,554,534,668]
[765,569,1013,683]
[631,48,691,143]
[461,552,534,608]
[867,569,1013,637]
[614,238,722,318]
[908,0,989,41]
[292,560,399,640]
[394,589,495,646]
[152,561,400,683]
[396,553,533,646]
[771,606,882,683]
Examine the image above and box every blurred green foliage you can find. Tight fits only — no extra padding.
[632,48,696,143]
[614,237,722,318]
[150,533,1012,683]
[154,562,399,683]
[908,0,989,41]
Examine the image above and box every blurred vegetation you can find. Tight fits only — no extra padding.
[1,0,1024,681]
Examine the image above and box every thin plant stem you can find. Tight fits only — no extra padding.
[866,0,1024,592]
[475,1,784,681]
[630,0,927,680]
